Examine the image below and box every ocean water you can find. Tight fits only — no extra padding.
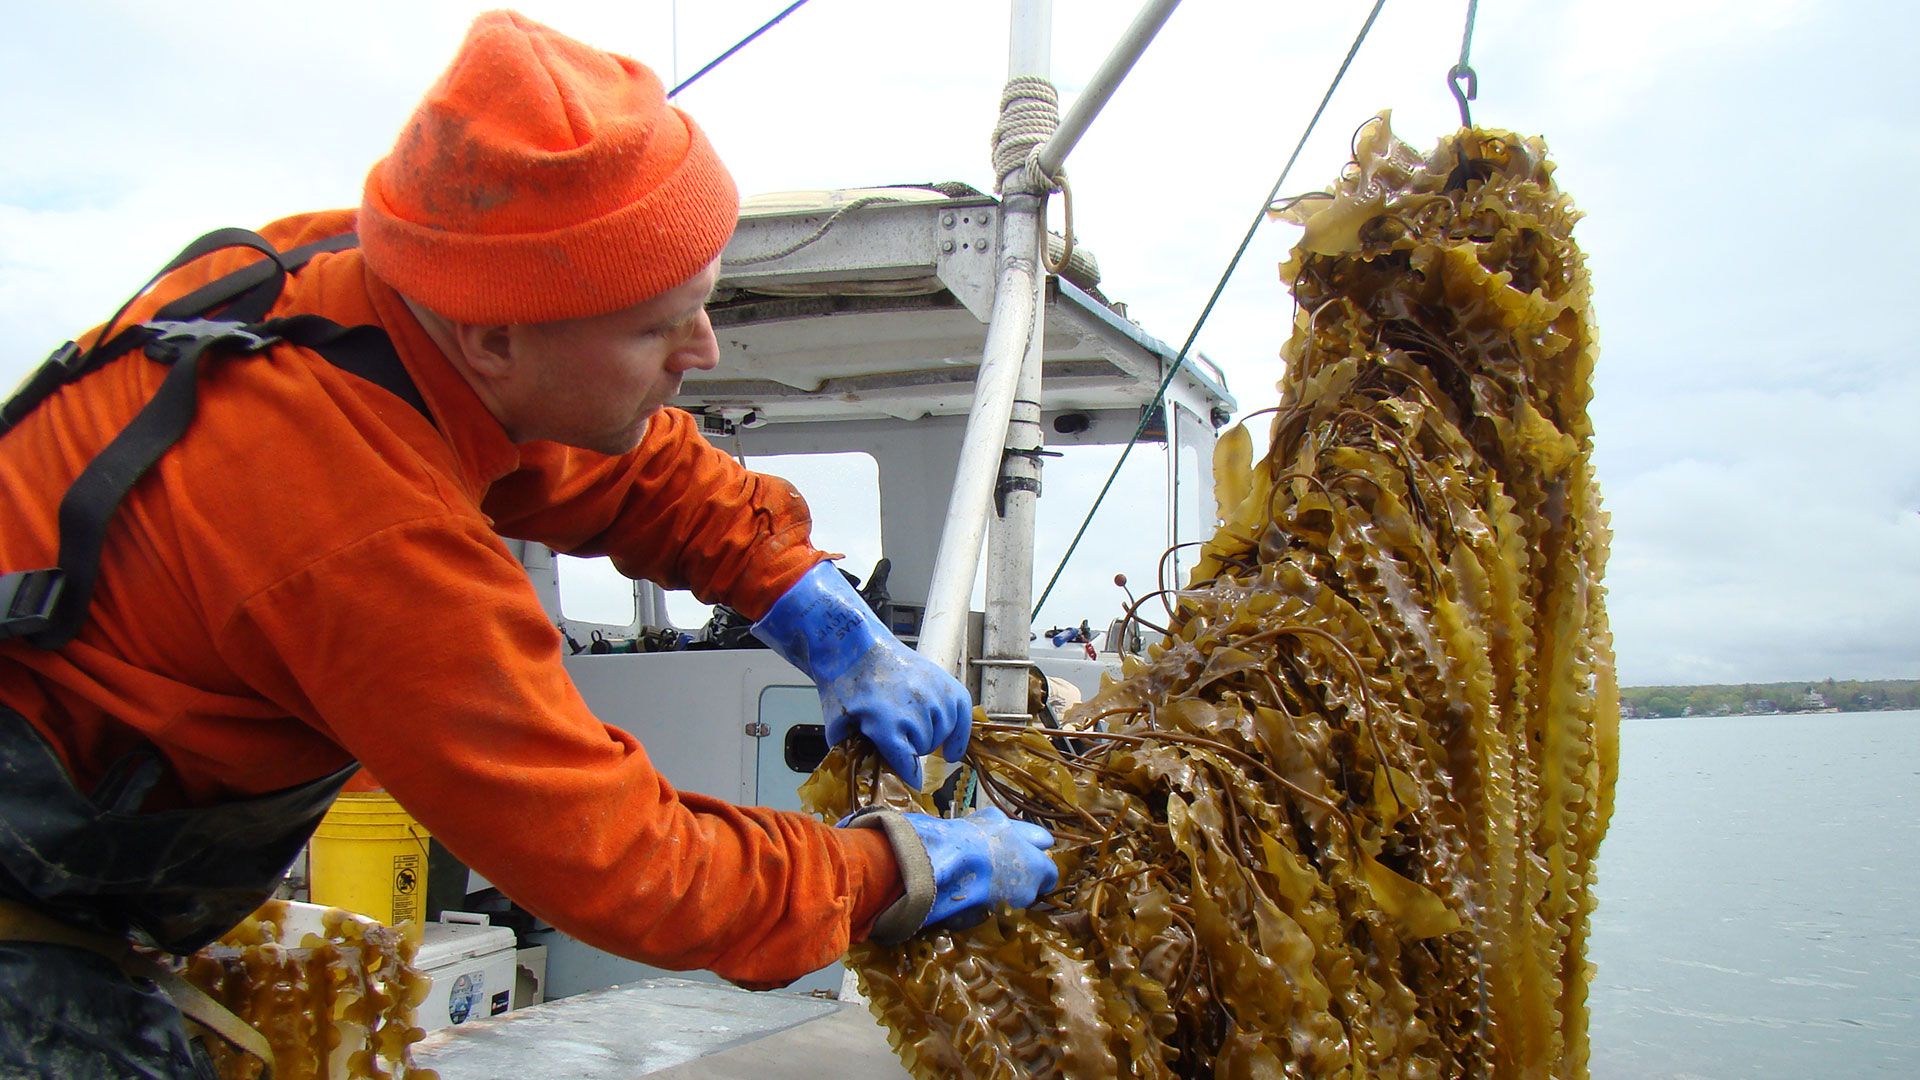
[1588,710,1920,1078]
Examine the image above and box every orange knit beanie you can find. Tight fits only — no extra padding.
[359,10,737,324]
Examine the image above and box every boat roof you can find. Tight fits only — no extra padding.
[684,185,1235,428]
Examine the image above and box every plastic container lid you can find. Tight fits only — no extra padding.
[416,920,516,969]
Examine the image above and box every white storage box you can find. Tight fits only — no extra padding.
[416,918,518,1031]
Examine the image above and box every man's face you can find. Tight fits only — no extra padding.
[496,259,723,454]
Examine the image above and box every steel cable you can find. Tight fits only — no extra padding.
[1031,0,1392,620]
[667,0,813,100]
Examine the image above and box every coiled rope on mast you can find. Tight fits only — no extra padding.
[992,76,1061,193]
[992,75,1076,273]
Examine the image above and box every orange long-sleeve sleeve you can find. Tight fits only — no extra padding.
[216,515,895,983]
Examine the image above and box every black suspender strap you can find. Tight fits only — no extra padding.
[265,315,430,420]
[0,344,88,438]
[0,229,432,648]
[0,231,372,436]
[151,233,357,326]
[33,323,279,649]
[76,230,295,374]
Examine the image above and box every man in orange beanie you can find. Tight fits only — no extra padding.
[0,11,1053,1076]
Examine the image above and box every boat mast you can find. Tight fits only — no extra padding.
[915,0,1052,705]
[918,0,1184,724]
[976,0,1053,725]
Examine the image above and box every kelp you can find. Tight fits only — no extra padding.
[173,900,437,1080]
[803,113,1616,1077]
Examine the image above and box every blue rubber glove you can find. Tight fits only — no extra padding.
[752,561,971,788]
[904,807,1058,929]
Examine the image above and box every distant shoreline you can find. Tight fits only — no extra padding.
[1622,707,1920,721]
[1619,679,1920,719]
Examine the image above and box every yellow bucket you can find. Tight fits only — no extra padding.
[309,792,430,927]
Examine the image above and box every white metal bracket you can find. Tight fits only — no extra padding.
[932,206,1001,320]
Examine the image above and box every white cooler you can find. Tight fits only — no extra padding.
[416,916,518,1031]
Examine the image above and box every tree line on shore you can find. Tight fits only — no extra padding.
[1619,679,1920,718]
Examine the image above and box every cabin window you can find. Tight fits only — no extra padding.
[556,553,635,630]
[1030,442,1172,634]
[662,450,885,631]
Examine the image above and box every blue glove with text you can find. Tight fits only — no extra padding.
[903,807,1057,929]
[752,561,971,788]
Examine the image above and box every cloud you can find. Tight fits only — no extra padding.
[1601,368,1920,683]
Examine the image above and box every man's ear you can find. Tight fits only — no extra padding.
[452,323,517,380]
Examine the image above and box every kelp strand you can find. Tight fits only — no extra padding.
[805,113,1615,1078]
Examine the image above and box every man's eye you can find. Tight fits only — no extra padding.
[640,314,694,341]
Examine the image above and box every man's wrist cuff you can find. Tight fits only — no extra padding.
[750,561,886,682]
[843,810,934,945]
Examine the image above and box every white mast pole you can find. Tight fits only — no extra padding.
[975,0,1055,723]
[918,0,1184,712]
[915,0,1053,687]
[1007,0,1052,74]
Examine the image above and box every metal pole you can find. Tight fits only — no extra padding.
[979,266,1048,721]
[978,0,1055,722]
[1007,0,1052,75]
[915,227,1043,674]
[916,0,1052,678]
[921,0,1181,686]
[1033,0,1182,180]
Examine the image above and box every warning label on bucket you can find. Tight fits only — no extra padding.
[392,852,422,925]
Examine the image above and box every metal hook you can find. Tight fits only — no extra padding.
[1448,63,1478,129]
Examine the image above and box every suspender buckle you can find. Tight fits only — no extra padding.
[49,340,86,373]
[141,320,283,364]
[0,569,65,639]
[0,343,87,432]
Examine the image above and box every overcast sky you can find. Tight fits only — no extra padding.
[2,1,1914,688]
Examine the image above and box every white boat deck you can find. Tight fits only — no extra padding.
[412,977,910,1080]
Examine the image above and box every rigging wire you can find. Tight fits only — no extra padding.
[1449,0,1480,127]
[667,0,813,100]
[1030,0,1391,621]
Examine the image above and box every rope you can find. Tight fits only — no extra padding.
[991,76,1078,279]
[721,195,901,266]
[667,0,813,100]
[1448,0,1480,127]
[1031,0,1391,621]
[992,76,1063,194]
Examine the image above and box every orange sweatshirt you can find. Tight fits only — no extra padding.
[0,211,900,985]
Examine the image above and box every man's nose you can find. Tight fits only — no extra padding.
[674,310,721,373]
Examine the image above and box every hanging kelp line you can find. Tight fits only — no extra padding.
[803,112,1617,1078]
